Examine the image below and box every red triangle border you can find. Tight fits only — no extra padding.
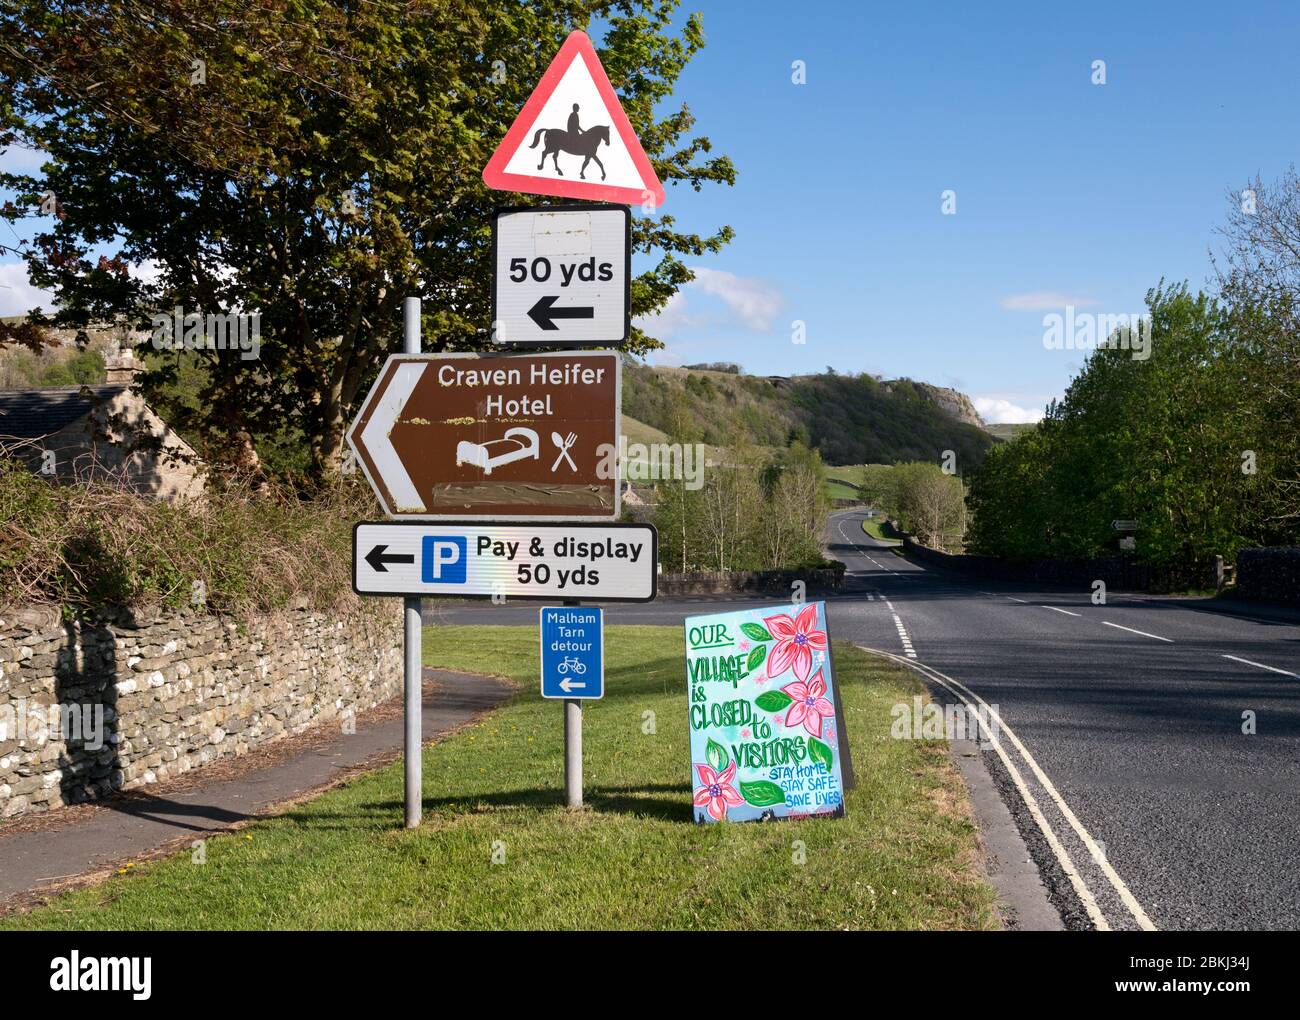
[482,31,666,208]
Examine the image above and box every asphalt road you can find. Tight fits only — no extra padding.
[427,509,1300,931]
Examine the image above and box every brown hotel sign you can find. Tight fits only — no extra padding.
[346,352,620,520]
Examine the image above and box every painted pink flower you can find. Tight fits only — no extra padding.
[764,604,827,684]
[780,670,834,738]
[693,762,743,821]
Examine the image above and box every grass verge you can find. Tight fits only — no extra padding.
[2,626,997,930]
[862,517,901,543]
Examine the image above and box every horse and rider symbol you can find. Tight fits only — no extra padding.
[529,104,611,180]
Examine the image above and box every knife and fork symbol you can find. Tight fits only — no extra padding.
[551,431,578,472]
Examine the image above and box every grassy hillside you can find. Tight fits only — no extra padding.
[623,361,997,468]
[984,423,1036,441]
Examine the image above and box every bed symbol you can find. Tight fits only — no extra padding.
[455,427,540,476]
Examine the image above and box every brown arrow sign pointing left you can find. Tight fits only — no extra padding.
[347,352,620,520]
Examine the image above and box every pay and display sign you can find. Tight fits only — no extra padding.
[540,607,604,699]
[493,205,628,347]
[353,522,656,601]
[683,602,850,823]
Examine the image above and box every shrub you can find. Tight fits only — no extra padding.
[0,459,374,614]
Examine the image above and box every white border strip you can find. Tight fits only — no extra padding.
[359,362,426,512]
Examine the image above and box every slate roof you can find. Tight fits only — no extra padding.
[0,385,127,440]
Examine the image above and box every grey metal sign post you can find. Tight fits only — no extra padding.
[403,297,422,829]
[563,599,583,807]
[565,700,582,807]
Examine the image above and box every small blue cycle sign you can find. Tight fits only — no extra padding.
[540,607,604,699]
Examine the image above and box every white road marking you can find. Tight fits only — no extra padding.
[860,645,1158,932]
[1007,596,1028,603]
[1102,621,1173,643]
[1042,606,1081,617]
[882,598,916,659]
[1222,654,1299,679]
[861,647,1112,929]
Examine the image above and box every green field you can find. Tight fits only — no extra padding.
[825,463,872,503]
[3,627,996,931]
[826,477,865,502]
[984,423,1036,441]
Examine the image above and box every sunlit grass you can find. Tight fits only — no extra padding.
[4,627,996,930]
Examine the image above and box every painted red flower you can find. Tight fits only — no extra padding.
[780,670,835,738]
[764,604,827,684]
[693,762,743,820]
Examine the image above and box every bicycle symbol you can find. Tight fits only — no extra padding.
[555,656,587,676]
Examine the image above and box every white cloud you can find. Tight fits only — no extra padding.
[1000,291,1100,311]
[974,396,1045,424]
[688,267,785,331]
[634,290,696,341]
[0,261,55,316]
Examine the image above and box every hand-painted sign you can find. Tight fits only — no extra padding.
[683,601,848,823]
[353,521,656,601]
[346,351,619,520]
[540,606,604,698]
[492,204,629,347]
[482,30,666,207]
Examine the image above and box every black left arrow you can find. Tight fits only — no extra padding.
[365,544,414,572]
[528,294,595,331]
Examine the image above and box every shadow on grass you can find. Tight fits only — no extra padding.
[283,783,693,830]
[599,654,685,698]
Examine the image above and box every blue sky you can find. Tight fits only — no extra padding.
[630,0,1300,421]
[3,2,1298,422]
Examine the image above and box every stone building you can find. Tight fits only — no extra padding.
[0,345,205,502]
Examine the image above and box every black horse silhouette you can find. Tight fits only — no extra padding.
[529,124,611,180]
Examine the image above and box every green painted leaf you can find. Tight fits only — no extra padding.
[808,736,834,773]
[705,737,729,771]
[740,622,771,642]
[754,690,793,713]
[746,644,767,672]
[739,779,786,807]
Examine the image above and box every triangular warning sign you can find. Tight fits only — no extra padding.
[483,31,666,208]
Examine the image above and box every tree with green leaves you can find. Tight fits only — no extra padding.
[0,0,735,482]
[965,284,1287,573]
[890,461,965,552]
[1216,167,1300,528]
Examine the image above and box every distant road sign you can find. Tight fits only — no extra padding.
[493,204,629,347]
[346,352,619,520]
[353,521,657,601]
[1112,520,1139,531]
[540,606,604,699]
[482,31,665,207]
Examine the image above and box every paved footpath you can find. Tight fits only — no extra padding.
[0,668,513,909]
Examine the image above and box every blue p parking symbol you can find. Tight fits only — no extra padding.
[421,535,467,583]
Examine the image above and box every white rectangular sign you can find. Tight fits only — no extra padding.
[353,522,656,601]
[492,204,629,346]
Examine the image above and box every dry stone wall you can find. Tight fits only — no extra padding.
[0,599,401,820]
